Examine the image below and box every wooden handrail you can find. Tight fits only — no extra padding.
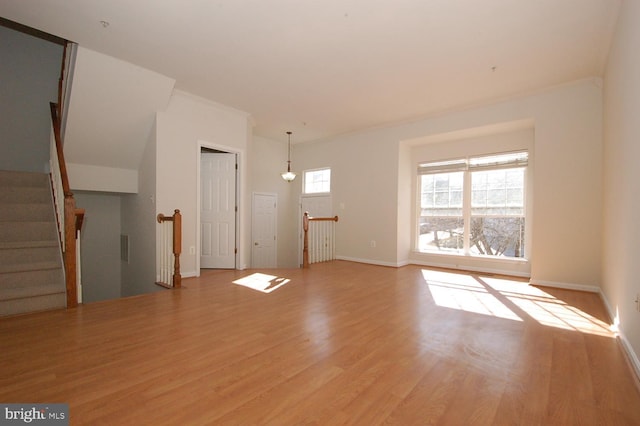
[50,103,71,197]
[303,212,339,268]
[50,102,81,308]
[75,209,85,239]
[57,42,66,121]
[157,210,182,288]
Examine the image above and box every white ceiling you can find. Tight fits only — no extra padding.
[0,0,621,143]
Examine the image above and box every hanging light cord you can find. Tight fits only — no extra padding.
[286,131,292,171]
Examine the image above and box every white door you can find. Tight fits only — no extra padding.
[299,195,332,266]
[252,193,277,268]
[201,152,236,269]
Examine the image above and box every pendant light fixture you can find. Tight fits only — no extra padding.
[281,131,297,182]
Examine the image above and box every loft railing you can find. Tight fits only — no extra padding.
[49,102,84,308]
[302,212,339,268]
[157,210,182,288]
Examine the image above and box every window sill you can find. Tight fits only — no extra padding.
[414,250,528,263]
[410,250,530,277]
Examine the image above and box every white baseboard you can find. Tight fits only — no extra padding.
[335,255,406,268]
[598,290,640,386]
[618,334,640,386]
[529,279,600,293]
[182,271,198,279]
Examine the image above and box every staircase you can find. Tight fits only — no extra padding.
[0,170,66,316]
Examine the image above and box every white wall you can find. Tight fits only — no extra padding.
[403,82,602,288]
[62,48,252,292]
[0,25,62,173]
[602,0,640,375]
[65,47,174,193]
[68,163,138,193]
[251,136,298,268]
[156,91,252,276]
[295,79,603,289]
[397,141,412,266]
[294,132,401,266]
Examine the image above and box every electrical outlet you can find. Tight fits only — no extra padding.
[370,240,376,248]
[189,246,195,255]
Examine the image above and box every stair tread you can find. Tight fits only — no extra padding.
[0,203,56,223]
[2,204,51,209]
[0,220,55,225]
[0,171,67,316]
[0,221,58,241]
[0,188,51,205]
[0,294,66,316]
[0,261,62,274]
[0,284,66,301]
[0,240,58,249]
[0,171,49,188]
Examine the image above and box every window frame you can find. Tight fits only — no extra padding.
[303,167,331,195]
[416,150,529,261]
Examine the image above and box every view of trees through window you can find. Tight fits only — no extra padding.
[420,171,464,252]
[418,152,527,259]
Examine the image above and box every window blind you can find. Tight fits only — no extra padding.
[418,151,528,175]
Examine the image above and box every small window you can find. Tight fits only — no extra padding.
[304,168,331,194]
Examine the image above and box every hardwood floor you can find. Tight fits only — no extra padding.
[1,261,639,425]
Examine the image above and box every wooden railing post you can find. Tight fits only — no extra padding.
[63,195,78,307]
[172,210,182,288]
[303,212,310,268]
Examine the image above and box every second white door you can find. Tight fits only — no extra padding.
[201,152,236,269]
[251,193,277,268]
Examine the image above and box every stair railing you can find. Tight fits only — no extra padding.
[156,210,182,288]
[49,102,84,308]
[57,42,76,142]
[302,212,339,268]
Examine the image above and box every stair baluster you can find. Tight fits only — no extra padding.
[302,212,339,268]
[156,210,182,288]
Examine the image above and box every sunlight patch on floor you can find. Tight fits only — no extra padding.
[423,270,614,337]
[423,270,523,321]
[233,273,291,293]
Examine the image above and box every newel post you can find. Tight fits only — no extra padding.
[303,212,310,268]
[64,193,78,307]
[172,210,182,288]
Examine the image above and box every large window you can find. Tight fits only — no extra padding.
[418,151,528,259]
[303,168,331,194]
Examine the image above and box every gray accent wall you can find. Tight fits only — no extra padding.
[75,191,122,303]
[121,122,160,297]
[0,25,62,172]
